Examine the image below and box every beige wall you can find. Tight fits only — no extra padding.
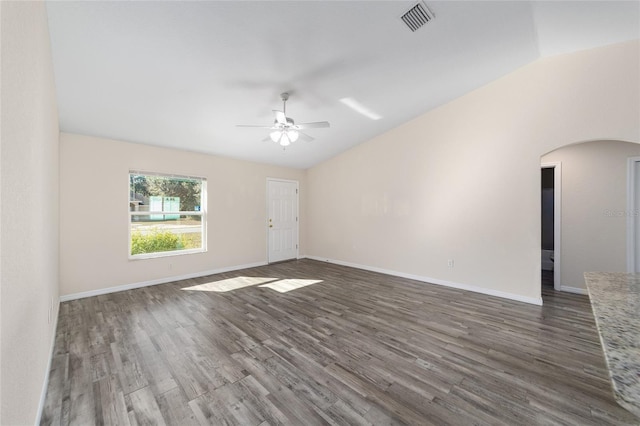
[542,140,640,291]
[59,133,306,296]
[307,40,640,303]
[0,1,60,424]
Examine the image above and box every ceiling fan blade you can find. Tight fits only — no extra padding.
[273,110,287,125]
[236,124,273,128]
[298,131,315,142]
[296,121,330,129]
[261,136,272,142]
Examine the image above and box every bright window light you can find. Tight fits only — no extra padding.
[181,277,277,292]
[258,279,323,293]
[181,276,323,293]
[340,97,382,120]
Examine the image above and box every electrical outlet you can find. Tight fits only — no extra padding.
[447,259,454,268]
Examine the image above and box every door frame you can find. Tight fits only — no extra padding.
[266,178,299,263]
[541,162,562,291]
[626,157,640,272]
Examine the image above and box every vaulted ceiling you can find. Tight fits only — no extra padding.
[46,1,639,169]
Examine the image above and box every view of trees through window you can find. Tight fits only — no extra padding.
[129,172,206,257]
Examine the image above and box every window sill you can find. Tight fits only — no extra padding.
[129,248,206,261]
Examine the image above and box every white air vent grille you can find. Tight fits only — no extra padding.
[401,2,434,32]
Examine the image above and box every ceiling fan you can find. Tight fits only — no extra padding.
[237,92,330,147]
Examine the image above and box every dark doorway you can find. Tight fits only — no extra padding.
[541,167,554,288]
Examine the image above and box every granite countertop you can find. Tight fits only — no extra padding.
[584,272,640,418]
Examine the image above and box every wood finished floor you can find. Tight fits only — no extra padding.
[41,259,639,425]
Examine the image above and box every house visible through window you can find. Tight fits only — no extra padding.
[129,171,206,258]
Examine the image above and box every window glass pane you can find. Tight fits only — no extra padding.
[130,174,202,212]
[129,172,205,257]
[130,215,203,255]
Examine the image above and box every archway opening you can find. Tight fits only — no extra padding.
[540,139,640,297]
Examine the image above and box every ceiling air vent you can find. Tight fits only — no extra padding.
[401,2,434,32]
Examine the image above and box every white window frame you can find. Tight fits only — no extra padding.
[128,171,207,260]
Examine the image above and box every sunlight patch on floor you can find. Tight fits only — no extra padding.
[258,279,323,293]
[182,276,277,292]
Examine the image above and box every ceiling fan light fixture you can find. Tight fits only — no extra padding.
[270,129,298,146]
[270,130,282,143]
[286,129,299,142]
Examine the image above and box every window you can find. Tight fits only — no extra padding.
[129,171,206,258]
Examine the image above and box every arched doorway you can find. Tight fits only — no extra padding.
[540,140,640,296]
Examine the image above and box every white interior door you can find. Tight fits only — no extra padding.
[267,179,298,263]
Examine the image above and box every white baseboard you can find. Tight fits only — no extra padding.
[59,261,268,302]
[305,256,543,306]
[60,256,549,306]
[559,285,588,295]
[35,299,60,426]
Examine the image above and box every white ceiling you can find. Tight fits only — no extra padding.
[46,1,639,169]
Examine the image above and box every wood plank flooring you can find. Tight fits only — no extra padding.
[41,259,639,425]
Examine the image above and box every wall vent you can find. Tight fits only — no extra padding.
[401,2,434,32]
